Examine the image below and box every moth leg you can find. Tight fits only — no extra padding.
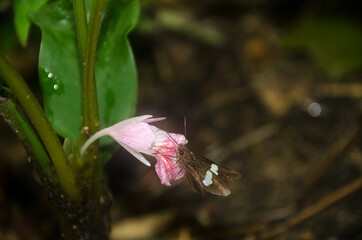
[174,168,185,180]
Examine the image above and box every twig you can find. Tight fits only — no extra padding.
[259,177,362,239]
[298,121,359,203]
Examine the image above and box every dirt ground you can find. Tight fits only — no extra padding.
[1,0,362,239]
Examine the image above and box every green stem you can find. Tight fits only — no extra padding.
[0,54,79,200]
[73,0,88,61]
[82,0,105,136]
[88,0,106,194]
[73,0,105,203]
[78,0,106,223]
[0,98,52,175]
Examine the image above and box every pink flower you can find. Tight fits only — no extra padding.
[81,115,166,166]
[150,127,188,186]
[81,115,188,186]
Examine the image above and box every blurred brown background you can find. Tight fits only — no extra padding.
[1,0,362,239]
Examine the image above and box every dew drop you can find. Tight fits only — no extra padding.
[48,73,53,78]
[53,84,59,90]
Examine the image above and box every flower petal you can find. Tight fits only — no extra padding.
[150,126,188,148]
[112,115,153,129]
[154,150,185,186]
[155,158,171,186]
[144,117,166,123]
[108,122,155,151]
[119,142,151,166]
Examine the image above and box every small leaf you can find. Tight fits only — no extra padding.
[14,0,47,46]
[30,0,139,162]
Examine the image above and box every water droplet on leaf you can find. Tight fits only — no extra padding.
[39,67,63,95]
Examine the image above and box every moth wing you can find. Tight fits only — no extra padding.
[178,148,209,196]
[217,167,242,183]
[186,172,204,196]
[192,152,214,165]
[201,166,240,196]
[193,153,241,196]
[203,176,231,196]
[194,153,242,182]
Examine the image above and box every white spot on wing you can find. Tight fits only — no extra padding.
[210,164,218,175]
[202,170,213,186]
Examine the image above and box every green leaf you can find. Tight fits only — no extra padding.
[30,0,82,141]
[30,0,138,150]
[283,18,362,80]
[14,0,47,46]
[97,0,139,140]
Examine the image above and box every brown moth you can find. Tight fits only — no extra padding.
[176,144,241,196]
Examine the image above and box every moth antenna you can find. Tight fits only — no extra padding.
[152,151,177,158]
[165,131,179,147]
[184,116,187,138]
[152,128,178,147]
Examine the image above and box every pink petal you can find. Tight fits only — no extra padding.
[113,115,153,128]
[169,133,188,145]
[119,142,151,166]
[148,126,188,185]
[150,126,188,149]
[155,157,172,186]
[108,122,155,151]
[144,117,166,123]
[105,115,168,152]
[155,154,184,186]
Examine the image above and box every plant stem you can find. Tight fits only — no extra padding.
[86,0,106,201]
[0,54,79,200]
[0,98,52,175]
[82,0,105,136]
[75,0,106,228]
[72,0,106,205]
[73,0,88,61]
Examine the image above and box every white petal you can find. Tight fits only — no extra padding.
[119,143,151,166]
[151,127,169,143]
[110,121,156,151]
[150,126,188,147]
[144,117,166,123]
[113,115,153,129]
